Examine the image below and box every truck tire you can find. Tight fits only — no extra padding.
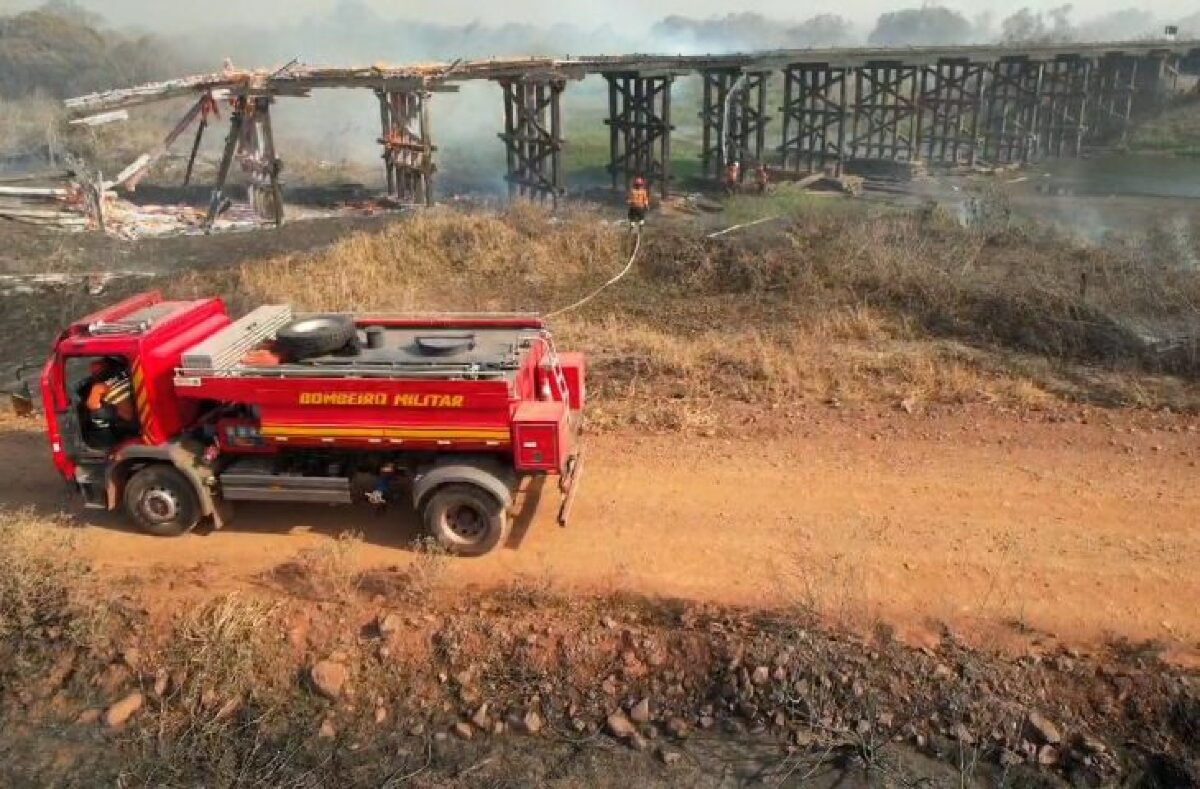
[123,465,201,537]
[422,483,510,557]
[275,315,357,360]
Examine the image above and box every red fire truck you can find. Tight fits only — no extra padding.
[39,292,585,556]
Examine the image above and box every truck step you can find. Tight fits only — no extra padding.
[218,471,352,504]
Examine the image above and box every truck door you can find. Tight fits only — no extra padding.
[55,355,140,459]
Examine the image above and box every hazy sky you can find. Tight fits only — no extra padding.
[55,0,1200,31]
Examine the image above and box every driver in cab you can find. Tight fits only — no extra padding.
[84,358,136,435]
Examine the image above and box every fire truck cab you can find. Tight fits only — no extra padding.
[40,292,585,556]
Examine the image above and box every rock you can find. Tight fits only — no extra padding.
[1027,711,1062,745]
[454,721,474,740]
[377,612,404,636]
[408,722,425,737]
[152,669,169,698]
[751,666,770,685]
[76,708,101,725]
[658,747,682,766]
[519,710,544,735]
[318,718,336,739]
[932,663,954,680]
[601,676,618,696]
[310,660,349,700]
[374,707,388,725]
[1078,733,1107,754]
[472,703,492,731]
[96,664,131,695]
[607,711,637,739]
[699,715,714,730]
[103,691,144,729]
[628,732,650,751]
[665,717,690,739]
[630,697,651,724]
[121,647,142,671]
[1037,744,1059,765]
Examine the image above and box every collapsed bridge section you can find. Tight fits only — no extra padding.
[62,39,1200,228]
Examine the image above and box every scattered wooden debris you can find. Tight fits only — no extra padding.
[0,182,89,230]
[69,110,130,128]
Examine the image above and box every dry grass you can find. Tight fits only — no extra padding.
[235,203,623,315]
[0,94,62,159]
[0,508,87,647]
[180,199,1200,422]
[278,530,364,602]
[130,594,298,786]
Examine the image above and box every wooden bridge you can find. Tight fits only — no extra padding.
[64,39,1200,227]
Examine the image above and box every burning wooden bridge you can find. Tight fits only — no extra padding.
[65,39,1200,227]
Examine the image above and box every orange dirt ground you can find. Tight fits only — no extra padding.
[2,405,1197,662]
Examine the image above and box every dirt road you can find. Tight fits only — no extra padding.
[3,407,1197,659]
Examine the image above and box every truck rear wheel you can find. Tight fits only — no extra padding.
[422,483,509,557]
[124,465,201,537]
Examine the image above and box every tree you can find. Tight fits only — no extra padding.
[868,6,973,46]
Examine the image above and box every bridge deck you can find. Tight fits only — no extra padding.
[65,39,1200,116]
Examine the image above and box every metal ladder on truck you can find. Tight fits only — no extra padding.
[540,330,572,411]
[540,330,582,526]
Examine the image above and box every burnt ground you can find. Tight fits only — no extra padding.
[0,210,406,386]
[1,198,1198,786]
[0,570,1196,787]
[0,210,405,276]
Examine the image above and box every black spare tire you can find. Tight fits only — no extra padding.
[275,315,357,359]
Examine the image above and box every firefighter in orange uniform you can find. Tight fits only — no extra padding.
[84,358,136,434]
[627,176,650,228]
[723,160,741,195]
[754,162,770,194]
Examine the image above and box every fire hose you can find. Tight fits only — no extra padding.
[542,227,642,320]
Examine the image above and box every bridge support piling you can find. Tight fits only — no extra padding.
[498,77,566,204]
[377,88,435,206]
[981,57,1043,165]
[779,63,849,175]
[250,96,284,226]
[849,62,918,163]
[914,59,985,166]
[603,71,675,198]
[203,94,284,230]
[1088,54,1138,145]
[700,68,771,179]
[1039,55,1091,158]
[1132,55,1170,119]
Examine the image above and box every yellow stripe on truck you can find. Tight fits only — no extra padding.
[260,425,511,441]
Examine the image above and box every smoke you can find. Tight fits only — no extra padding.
[868,6,976,46]
[996,5,1162,43]
[649,13,857,54]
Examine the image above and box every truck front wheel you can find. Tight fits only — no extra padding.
[422,483,510,557]
[123,465,201,537]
